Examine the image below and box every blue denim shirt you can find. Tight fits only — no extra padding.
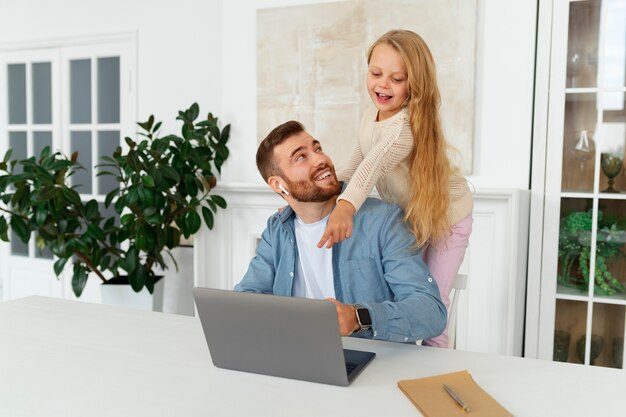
[235,196,447,343]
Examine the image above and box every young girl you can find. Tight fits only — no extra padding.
[318,29,473,348]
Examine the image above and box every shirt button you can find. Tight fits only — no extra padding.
[289,272,294,277]
[428,277,433,283]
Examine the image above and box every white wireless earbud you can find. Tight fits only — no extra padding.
[278,184,290,195]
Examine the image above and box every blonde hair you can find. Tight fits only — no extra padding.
[368,30,457,247]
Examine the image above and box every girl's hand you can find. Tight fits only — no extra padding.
[318,200,355,249]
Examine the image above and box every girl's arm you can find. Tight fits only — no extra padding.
[318,119,414,248]
[337,140,364,182]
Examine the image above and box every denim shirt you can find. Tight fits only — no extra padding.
[234,196,447,343]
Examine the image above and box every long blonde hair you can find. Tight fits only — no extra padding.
[368,30,456,247]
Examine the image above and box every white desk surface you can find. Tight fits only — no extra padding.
[0,296,624,417]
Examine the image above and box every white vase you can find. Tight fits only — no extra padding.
[100,276,165,312]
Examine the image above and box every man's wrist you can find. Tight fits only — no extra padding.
[352,304,372,334]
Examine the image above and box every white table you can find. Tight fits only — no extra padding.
[0,296,624,417]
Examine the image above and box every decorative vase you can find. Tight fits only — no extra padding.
[553,330,571,362]
[612,337,624,369]
[600,153,623,193]
[576,334,605,365]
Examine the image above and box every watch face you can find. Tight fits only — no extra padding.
[357,308,372,326]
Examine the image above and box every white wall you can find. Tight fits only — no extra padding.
[0,0,223,133]
[0,0,537,190]
[219,0,537,191]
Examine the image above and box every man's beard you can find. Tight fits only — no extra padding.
[282,167,341,203]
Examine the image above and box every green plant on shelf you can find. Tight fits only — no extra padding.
[558,209,626,295]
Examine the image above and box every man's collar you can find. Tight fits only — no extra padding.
[277,182,347,223]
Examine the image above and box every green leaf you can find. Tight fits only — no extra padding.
[37,185,57,202]
[53,257,68,276]
[10,216,29,243]
[72,263,88,297]
[122,247,138,274]
[189,103,199,121]
[128,265,146,293]
[87,224,105,241]
[0,216,8,242]
[141,175,155,188]
[220,124,231,142]
[160,165,180,182]
[104,188,119,208]
[84,200,99,221]
[3,148,13,163]
[201,206,214,230]
[211,194,227,209]
[187,210,201,235]
[35,207,48,226]
[121,214,135,225]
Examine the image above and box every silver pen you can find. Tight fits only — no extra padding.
[443,383,470,413]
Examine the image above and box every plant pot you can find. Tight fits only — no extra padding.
[100,276,165,312]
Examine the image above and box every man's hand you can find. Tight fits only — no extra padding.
[326,298,360,336]
[317,200,356,249]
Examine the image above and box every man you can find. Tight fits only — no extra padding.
[235,121,446,343]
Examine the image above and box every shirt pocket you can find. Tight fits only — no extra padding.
[339,258,386,301]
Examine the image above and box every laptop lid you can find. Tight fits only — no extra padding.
[192,287,375,386]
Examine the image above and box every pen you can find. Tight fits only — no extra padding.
[443,383,470,412]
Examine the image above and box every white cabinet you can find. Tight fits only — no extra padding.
[528,0,626,369]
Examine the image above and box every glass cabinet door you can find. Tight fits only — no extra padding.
[551,0,626,369]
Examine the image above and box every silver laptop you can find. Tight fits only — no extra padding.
[193,287,375,386]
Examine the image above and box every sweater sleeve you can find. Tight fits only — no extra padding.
[337,116,413,211]
[337,140,364,182]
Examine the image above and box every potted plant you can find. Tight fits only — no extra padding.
[0,103,230,299]
[558,209,626,295]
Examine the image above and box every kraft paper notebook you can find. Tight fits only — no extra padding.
[397,370,513,417]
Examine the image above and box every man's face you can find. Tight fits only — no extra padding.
[272,131,340,202]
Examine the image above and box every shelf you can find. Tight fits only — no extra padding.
[556,284,589,301]
[561,192,626,200]
[556,285,626,306]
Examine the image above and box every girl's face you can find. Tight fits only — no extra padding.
[367,43,409,121]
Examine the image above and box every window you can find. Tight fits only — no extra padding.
[0,36,136,299]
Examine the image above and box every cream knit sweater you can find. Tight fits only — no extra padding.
[337,107,473,226]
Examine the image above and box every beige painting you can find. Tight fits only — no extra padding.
[257,0,477,173]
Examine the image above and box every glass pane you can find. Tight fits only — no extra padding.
[597,92,626,193]
[97,57,120,123]
[10,231,29,256]
[97,130,119,195]
[70,59,91,124]
[565,1,601,88]
[595,199,626,297]
[9,131,27,174]
[561,93,598,192]
[590,303,625,368]
[8,64,26,124]
[32,62,52,124]
[557,198,594,295]
[33,131,52,159]
[70,131,92,194]
[600,0,626,89]
[99,202,119,227]
[554,299,588,364]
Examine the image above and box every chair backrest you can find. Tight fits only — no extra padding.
[447,274,467,349]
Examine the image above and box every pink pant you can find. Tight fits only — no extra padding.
[422,214,473,348]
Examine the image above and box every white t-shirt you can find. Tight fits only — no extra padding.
[292,214,335,299]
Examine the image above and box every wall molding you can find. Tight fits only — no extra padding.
[196,184,530,356]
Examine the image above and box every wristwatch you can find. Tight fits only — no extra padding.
[353,304,372,333]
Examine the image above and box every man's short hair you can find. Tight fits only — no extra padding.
[256,120,305,182]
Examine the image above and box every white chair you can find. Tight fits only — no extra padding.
[447,273,467,349]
